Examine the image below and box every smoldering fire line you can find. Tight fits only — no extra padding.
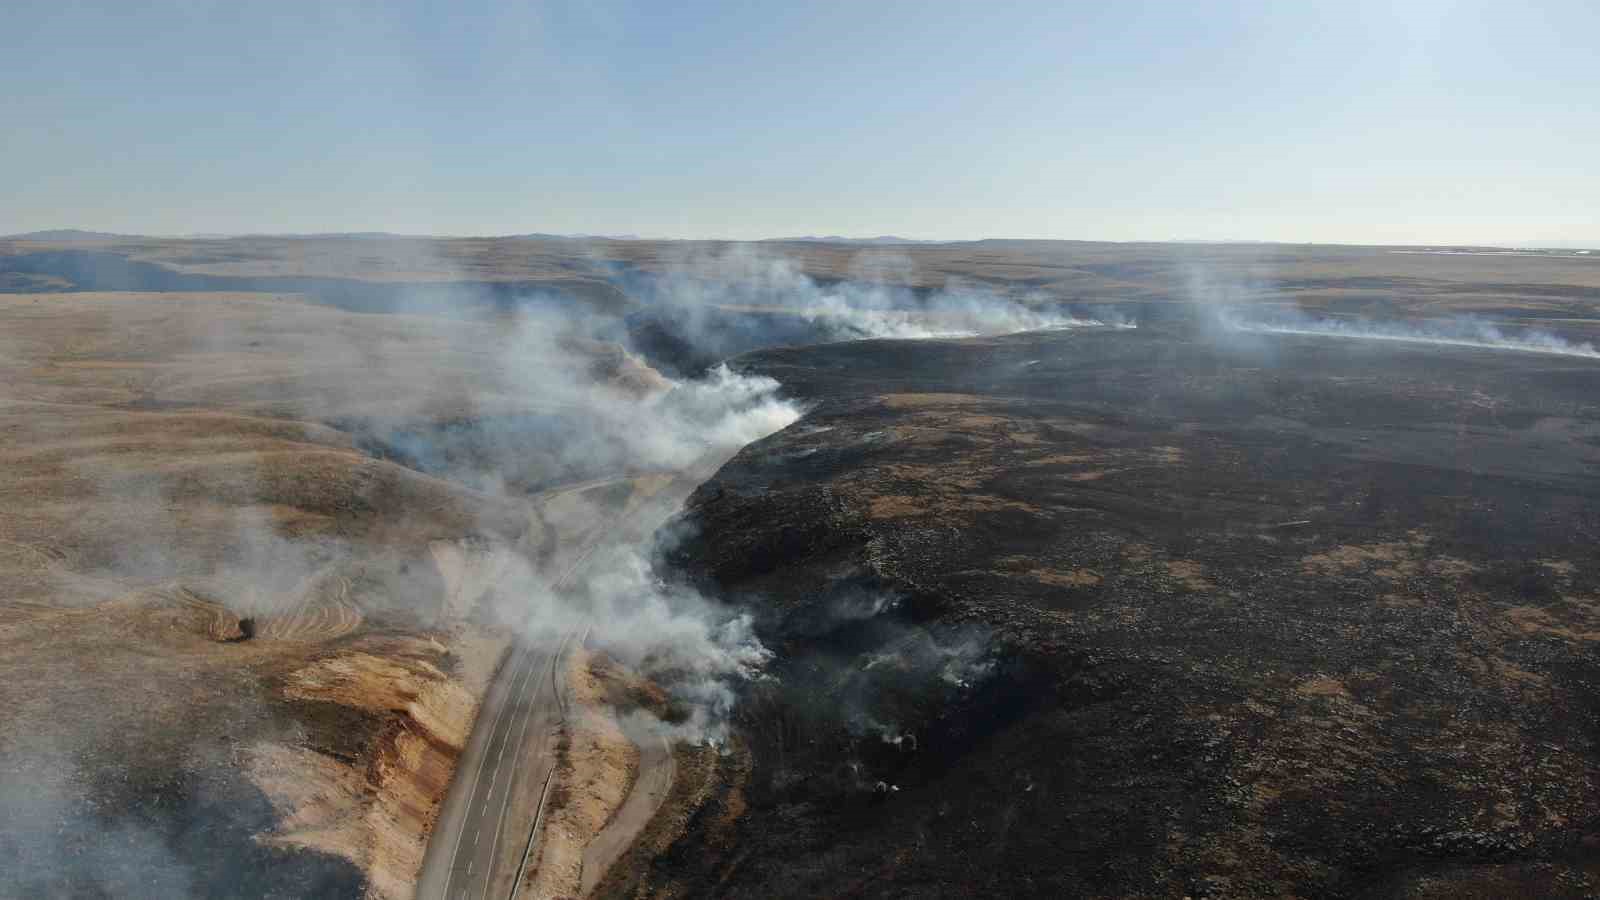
[1224,316,1600,359]
[616,247,1136,375]
[1178,257,1599,361]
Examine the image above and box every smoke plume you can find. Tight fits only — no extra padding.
[629,247,1125,358]
[1180,253,1599,360]
[1226,313,1600,359]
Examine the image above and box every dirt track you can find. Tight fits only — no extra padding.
[580,732,673,897]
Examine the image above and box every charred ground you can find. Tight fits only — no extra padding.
[645,323,1600,898]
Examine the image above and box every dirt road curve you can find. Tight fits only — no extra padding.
[579,734,674,897]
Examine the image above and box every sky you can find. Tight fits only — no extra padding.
[3,0,1596,244]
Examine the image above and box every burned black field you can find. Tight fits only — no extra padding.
[649,323,1600,899]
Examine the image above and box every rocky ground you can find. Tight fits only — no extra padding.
[642,322,1600,898]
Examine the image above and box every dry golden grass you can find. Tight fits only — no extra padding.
[524,648,644,899]
[0,291,563,417]
[0,289,662,898]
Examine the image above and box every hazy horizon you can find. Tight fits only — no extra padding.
[9,228,1599,251]
[5,1,1597,245]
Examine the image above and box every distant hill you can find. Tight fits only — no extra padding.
[3,229,132,241]
[522,233,644,241]
[761,235,943,245]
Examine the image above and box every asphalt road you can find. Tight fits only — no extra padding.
[423,633,566,900]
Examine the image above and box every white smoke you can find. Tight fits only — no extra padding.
[1180,253,1600,360]
[0,751,196,899]
[622,364,800,465]
[794,284,1120,340]
[1225,313,1600,359]
[468,533,775,745]
[860,625,995,691]
[645,247,1130,342]
[582,544,772,744]
[451,311,802,741]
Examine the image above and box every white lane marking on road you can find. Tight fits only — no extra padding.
[455,646,544,893]
[470,645,581,892]
[505,630,583,900]
[484,644,552,897]
[442,644,535,900]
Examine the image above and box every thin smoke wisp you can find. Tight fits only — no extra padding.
[1226,313,1600,359]
[1180,257,1600,360]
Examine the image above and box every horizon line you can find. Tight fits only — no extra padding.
[3,228,1597,253]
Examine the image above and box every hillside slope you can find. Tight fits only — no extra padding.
[0,292,655,898]
[643,324,1600,898]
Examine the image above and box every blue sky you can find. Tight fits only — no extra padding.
[3,1,1596,243]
